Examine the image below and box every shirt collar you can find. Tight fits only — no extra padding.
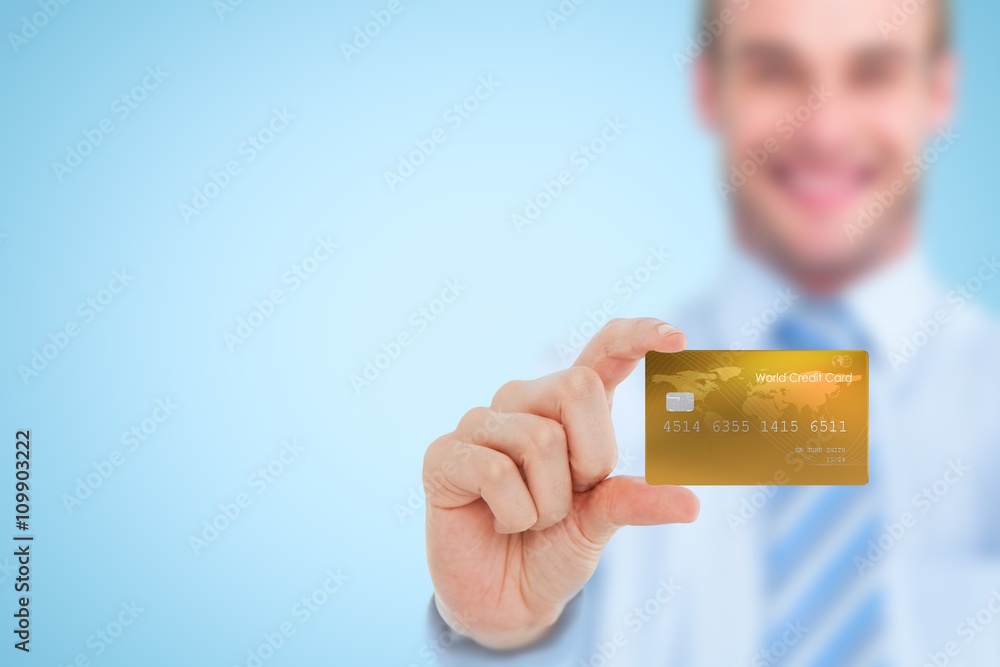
[712,245,941,357]
[841,249,942,358]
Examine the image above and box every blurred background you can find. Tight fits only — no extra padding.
[1,0,997,664]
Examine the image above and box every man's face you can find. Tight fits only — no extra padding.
[698,0,955,281]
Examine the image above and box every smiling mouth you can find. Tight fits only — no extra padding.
[769,162,878,215]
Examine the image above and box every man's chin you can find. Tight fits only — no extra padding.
[752,225,868,287]
[737,197,900,288]
[767,221,855,261]
[774,243,873,292]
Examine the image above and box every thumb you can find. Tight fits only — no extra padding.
[576,476,700,546]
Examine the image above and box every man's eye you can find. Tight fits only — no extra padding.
[751,65,794,84]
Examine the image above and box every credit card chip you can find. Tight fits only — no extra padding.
[666,392,695,412]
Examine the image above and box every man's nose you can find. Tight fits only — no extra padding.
[791,83,852,152]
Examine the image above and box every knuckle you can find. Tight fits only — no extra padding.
[577,457,616,484]
[540,491,572,526]
[481,454,516,486]
[422,438,452,496]
[422,436,447,472]
[531,421,567,457]
[457,406,491,436]
[491,379,524,409]
[423,435,469,475]
[562,365,603,399]
[600,317,628,344]
[605,317,626,331]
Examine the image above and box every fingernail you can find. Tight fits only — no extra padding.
[658,324,680,336]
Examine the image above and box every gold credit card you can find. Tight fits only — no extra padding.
[645,350,868,486]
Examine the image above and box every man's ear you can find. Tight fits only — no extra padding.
[694,54,721,129]
[928,51,957,131]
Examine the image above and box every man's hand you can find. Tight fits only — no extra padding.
[423,318,700,650]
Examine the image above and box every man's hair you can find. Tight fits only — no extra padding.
[699,0,952,55]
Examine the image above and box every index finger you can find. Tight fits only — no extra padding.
[572,317,686,398]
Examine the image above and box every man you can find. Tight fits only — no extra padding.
[422,0,1000,664]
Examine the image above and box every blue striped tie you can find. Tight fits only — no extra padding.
[758,301,888,667]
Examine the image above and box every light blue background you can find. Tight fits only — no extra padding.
[1,0,997,665]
